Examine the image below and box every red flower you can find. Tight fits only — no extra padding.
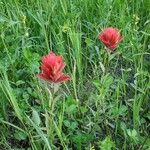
[99,27,123,51]
[37,52,71,83]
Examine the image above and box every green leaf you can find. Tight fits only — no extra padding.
[98,136,115,150]
[14,131,27,141]
[127,129,139,143]
[64,120,70,127]
[32,109,41,126]
[16,80,25,86]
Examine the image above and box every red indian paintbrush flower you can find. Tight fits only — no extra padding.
[37,52,71,83]
[99,27,123,51]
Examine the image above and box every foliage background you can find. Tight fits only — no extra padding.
[0,0,150,149]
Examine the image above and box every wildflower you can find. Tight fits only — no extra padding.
[37,51,71,83]
[99,27,123,51]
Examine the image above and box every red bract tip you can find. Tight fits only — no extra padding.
[37,51,71,83]
[99,27,123,51]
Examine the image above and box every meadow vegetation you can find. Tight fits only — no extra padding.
[0,0,150,149]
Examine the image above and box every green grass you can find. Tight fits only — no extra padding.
[0,0,150,149]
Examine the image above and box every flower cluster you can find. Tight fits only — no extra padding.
[37,52,71,83]
[99,27,123,52]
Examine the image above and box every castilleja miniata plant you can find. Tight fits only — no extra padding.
[37,51,71,84]
[98,27,123,74]
[37,51,71,93]
[99,27,123,53]
[37,51,71,137]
